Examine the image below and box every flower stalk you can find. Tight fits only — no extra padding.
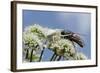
[52,55,57,61]
[25,49,29,59]
[57,56,62,61]
[50,53,56,61]
[39,47,45,62]
[30,49,34,62]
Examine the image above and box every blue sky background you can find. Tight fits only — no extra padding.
[23,10,91,60]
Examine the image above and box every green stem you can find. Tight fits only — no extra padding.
[57,56,62,61]
[25,49,29,59]
[39,47,45,62]
[53,55,57,61]
[50,53,56,61]
[30,49,33,62]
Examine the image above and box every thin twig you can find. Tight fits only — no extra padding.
[25,49,29,59]
[50,53,56,61]
[39,47,45,62]
[53,55,57,61]
[30,49,33,62]
[57,56,62,61]
[30,45,38,62]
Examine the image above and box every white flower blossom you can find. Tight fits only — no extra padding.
[74,52,87,60]
[48,38,76,56]
[23,32,39,49]
[23,24,87,62]
[24,24,46,39]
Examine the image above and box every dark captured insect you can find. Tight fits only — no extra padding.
[61,30,84,48]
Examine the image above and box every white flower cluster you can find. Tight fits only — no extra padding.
[24,24,58,37]
[64,51,87,60]
[23,24,50,50]
[74,52,87,60]
[24,24,46,39]
[48,38,75,56]
[23,24,87,61]
[23,33,38,49]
